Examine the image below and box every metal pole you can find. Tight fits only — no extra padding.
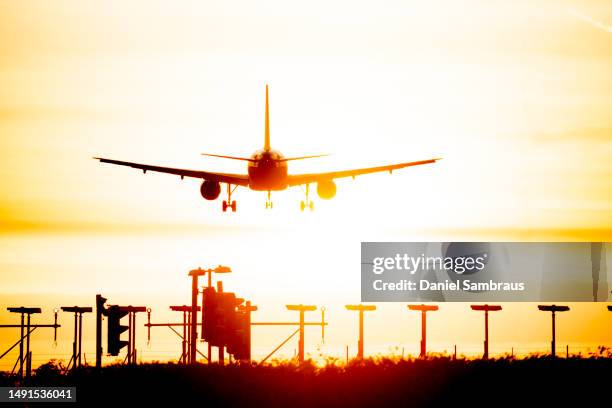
[54,311,58,344]
[147,309,151,344]
[132,312,137,365]
[95,295,106,369]
[96,297,101,369]
[421,310,426,358]
[217,280,224,366]
[19,313,24,379]
[25,314,31,380]
[127,311,132,365]
[190,274,198,364]
[299,310,305,363]
[551,310,556,357]
[72,312,78,371]
[202,286,212,364]
[78,312,83,367]
[207,339,212,363]
[27,351,32,379]
[187,311,191,362]
[182,310,187,364]
[408,305,438,358]
[245,301,252,363]
[96,307,101,369]
[219,345,225,366]
[471,305,501,359]
[538,305,569,357]
[484,309,489,359]
[358,311,364,359]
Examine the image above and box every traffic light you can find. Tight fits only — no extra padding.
[202,287,254,359]
[202,287,221,346]
[227,311,250,360]
[202,289,245,349]
[219,293,240,345]
[107,305,129,356]
[221,293,239,320]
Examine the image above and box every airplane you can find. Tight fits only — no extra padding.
[94,85,441,212]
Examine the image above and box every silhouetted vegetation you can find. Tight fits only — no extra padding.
[1,356,610,407]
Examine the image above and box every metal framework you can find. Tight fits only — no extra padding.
[61,306,93,372]
[1,307,60,380]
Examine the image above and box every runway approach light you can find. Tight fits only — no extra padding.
[537,305,569,357]
[345,304,377,359]
[408,304,439,358]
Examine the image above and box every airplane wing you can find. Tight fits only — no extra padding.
[94,157,250,186]
[287,158,440,186]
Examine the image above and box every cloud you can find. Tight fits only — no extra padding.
[569,8,612,34]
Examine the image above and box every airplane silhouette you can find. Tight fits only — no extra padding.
[95,86,440,212]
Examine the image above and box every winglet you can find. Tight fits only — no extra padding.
[264,84,270,151]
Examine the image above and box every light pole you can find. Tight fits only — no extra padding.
[345,304,376,360]
[538,305,570,357]
[408,304,439,358]
[470,305,502,359]
[188,265,231,364]
[286,304,317,363]
[61,306,93,371]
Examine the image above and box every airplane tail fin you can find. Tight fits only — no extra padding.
[264,84,270,151]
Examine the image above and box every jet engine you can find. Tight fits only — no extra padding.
[200,181,221,200]
[316,180,336,199]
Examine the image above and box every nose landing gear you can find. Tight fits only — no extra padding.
[222,183,237,212]
[300,184,314,211]
[265,191,273,209]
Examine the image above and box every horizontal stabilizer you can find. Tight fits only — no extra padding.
[279,154,329,162]
[201,153,256,162]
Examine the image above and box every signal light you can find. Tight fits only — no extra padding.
[202,287,220,345]
[227,311,250,360]
[107,305,129,356]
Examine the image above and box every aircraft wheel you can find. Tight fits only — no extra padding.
[222,200,228,212]
[300,201,305,211]
[309,201,314,211]
[231,201,237,212]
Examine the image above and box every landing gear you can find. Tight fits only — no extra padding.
[300,201,314,211]
[222,200,236,212]
[300,184,314,211]
[222,184,237,212]
[265,191,273,209]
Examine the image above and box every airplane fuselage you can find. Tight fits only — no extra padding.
[247,149,288,191]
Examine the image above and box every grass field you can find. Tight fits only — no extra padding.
[2,355,610,407]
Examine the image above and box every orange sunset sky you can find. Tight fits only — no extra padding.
[1,1,611,369]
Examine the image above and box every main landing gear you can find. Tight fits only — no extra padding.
[300,184,314,211]
[265,191,273,209]
[222,183,237,212]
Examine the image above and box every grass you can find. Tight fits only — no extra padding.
[1,356,610,407]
